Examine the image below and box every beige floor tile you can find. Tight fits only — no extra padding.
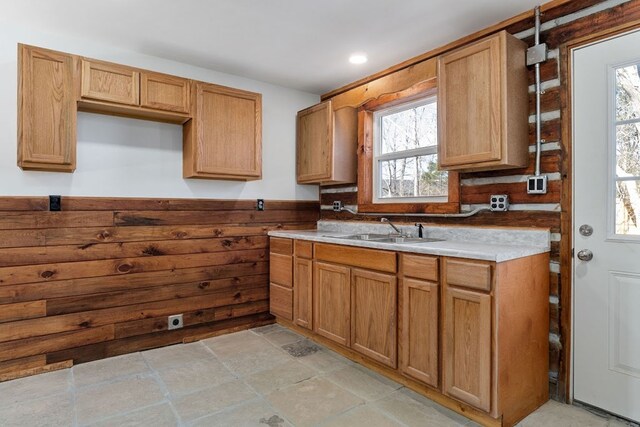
[75,374,166,425]
[73,352,150,388]
[319,404,404,427]
[222,346,292,377]
[324,365,401,401]
[267,377,364,427]
[203,330,273,359]
[245,359,316,395]
[156,357,235,397]
[191,398,292,427]
[0,369,70,407]
[172,379,257,422]
[373,389,466,427]
[282,339,322,357]
[87,403,178,427]
[142,342,214,370]
[397,387,473,425]
[262,329,305,346]
[517,401,611,427]
[0,392,73,427]
[296,348,352,374]
[252,324,284,335]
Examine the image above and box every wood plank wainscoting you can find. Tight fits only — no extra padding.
[319,0,640,401]
[0,197,317,380]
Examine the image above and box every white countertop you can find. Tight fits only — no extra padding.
[268,225,550,263]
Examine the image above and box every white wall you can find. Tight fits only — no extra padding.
[0,23,320,200]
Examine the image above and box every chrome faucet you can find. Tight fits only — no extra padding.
[380,218,402,235]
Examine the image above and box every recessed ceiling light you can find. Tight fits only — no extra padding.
[349,53,368,64]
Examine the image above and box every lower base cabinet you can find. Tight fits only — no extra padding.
[293,257,313,329]
[351,268,397,368]
[313,261,351,346]
[269,283,292,321]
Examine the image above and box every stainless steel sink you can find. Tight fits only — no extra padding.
[376,237,444,244]
[324,233,444,244]
[328,233,391,241]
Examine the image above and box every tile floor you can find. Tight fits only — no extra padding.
[0,323,634,427]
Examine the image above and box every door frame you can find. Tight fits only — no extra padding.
[563,18,640,403]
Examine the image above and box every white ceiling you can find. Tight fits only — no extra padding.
[2,0,541,94]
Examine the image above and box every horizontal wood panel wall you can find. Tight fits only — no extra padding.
[320,0,631,401]
[0,197,318,378]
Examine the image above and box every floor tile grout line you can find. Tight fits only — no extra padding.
[140,352,186,427]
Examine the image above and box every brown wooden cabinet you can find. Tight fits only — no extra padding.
[269,238,293,321]
[140,72,190,113]
[293,240,313,330]
[81,59,139,106]
[313,261,351,346]
[184,82,262,180]
[437,31,528,172]
[400,254,440,387]
[351,268,397,368]
[18,45,76,172]
[296,100,357,185]
[443,286,492,412]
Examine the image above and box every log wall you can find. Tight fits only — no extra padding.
[320,0,638,401]
[0,197,317,379]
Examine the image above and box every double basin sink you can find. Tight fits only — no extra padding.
[326,233,444,245]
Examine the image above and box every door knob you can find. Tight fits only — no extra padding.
[577,249,593,261]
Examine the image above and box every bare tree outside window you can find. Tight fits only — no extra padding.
[374,96,447,201]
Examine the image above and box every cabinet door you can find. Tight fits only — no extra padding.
[18,45,76,172]
[438,35,501,167]
[351,268,397,368]
[270,283,293,321]
[294,257,313,330]
[81,59,139,105]
[313,262,350,346]
[297,101,333,183]
[401,278,439,387]
[140,72,190,113]
[184,82,262,180]
[443,287,492,412]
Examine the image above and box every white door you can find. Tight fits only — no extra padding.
[573,29,640,422]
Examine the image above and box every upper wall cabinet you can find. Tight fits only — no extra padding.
[18,45,76,172]
[18,44,261,180]
[437,31,528,172]
[296,100,357,185]
[183,82,262,180]
[81,59,140,106]
[140,72,190,113]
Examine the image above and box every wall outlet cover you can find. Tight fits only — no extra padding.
[332,201,343,212]
[49,195,62,211]
[256,199,265,211]
[168,314,183,330]
[490,194,509,212]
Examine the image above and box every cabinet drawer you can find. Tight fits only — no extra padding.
[81,60,139,106]
[270,283,292,320]
[444,258,493,291]
[270,253,292,287]
[314,243,396,273]
[294,240,313,259]
[401,254,438,282]
[140,72,190,113]
[270,237,293,255]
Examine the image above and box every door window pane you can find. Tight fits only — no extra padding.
[615,124,640,177]
[616,180,640,235]
[616,64,640,122]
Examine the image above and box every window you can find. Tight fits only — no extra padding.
[357,81,459,213]
[373,96,448,203]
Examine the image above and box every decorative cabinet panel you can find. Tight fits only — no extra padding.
[443,286,492,412]
[313,261,351,346]
[18,45,76,172]
[293,257,313,329]
[437,30,528,171]
[81,59,139,106]
[140,72,190,113]
[296,100,357,185]
[401,278,439,387]
[351,268,397,368]
[184,82,262,180]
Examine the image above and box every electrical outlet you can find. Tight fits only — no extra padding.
[527,175,548,194]
[168,314,183,330]
[332,201,343,212]
[49,195,61,212]
[489,195,509,212]
[256,199,265,211]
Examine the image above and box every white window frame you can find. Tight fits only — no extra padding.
[607,59,640,242]
[372,95,446,204]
